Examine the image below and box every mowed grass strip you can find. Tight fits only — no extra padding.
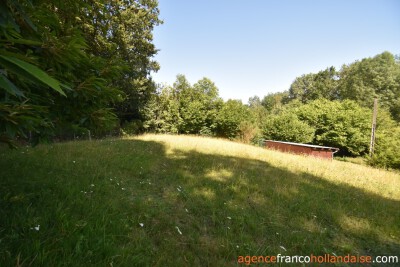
[0,134,399,266]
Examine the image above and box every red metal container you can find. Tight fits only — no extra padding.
[265,140,339,159]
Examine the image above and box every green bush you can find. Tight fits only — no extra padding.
[295,99,371,156]
[216,100,250,139]
[262,113,315,143]
[369,127,400,169]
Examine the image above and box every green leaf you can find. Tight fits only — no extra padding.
[0,38,42,46]
[0,73,25,97]
[0,55,66,96]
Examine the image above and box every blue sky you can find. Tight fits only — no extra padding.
[151,0,400,103]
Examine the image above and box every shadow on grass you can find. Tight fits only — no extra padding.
[0,138,399,266]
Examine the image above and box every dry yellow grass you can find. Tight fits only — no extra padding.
[132,134,400,201]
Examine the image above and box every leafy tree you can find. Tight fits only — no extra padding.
[30,0,126,138]
[142,87,163,132]
[178,77,221,134]
[370,126,400,169]
[262,112,315,143]
[244,96,267,143]
[286,52,400,122]
[216,99,250,139]
[0,0,162,145]
[295,99,371,156]
[143,75,223,135]
[368,108,400,169]
[0,0,66,146]
[248,96,262,108]
[261,99,373,156]
[338,51,400,121]
[148,75,223,135]
[288,67,339,103]
[261,91,289,112]
[193,78,223,134]
[69,0,162,124]
[143,84,182,134]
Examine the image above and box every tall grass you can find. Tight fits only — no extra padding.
[1,134,399,266]
[137,134,400,201]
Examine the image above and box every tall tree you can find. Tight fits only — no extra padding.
[288,67,339,103]
[143,75,223,135]
[338,51,400,121]
[0,0,162,145]
[216,99,250,139]
[295,99,371,156]
[179,77,222,134]
[261,91,289,112]
[68,0,162,124]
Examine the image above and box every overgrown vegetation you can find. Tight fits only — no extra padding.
[1,1,398,266]
[1,0,399,169]
[0,0,161,146]
[142,52,400,169]
[1,135,399,266]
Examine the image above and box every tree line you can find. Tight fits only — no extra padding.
[140,51,400,169]
[1,1,399,169]
[259,51,400,169]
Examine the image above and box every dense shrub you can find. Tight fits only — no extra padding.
[262,113,315,143]
[294,99,371,156]
[369,127,400,169]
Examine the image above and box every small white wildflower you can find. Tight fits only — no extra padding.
[148,182,151,185]
[280,246,287,251]
[139,223,144,227]
[84,191,87,194]
[117,183,120,186]
[177,188,181,192]
[236,245,239,248]
[31,225,40,231]
[185,208,189,213]
[110,178,113,181]
[227,216,231,220]
[73,161,76,163]
[175,226,182,235]
[121,188,125,190]
[90,184,95,187]
[276,232,279,235]
[227,226,230,229]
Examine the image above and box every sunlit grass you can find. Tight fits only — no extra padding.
[136,134,400,200]
[1,134,399,266]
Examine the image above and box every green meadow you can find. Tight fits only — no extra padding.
[1,135,399,266]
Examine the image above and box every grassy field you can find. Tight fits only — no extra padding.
[0,134,399,266]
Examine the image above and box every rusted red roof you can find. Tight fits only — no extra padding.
[265,140,339,153]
